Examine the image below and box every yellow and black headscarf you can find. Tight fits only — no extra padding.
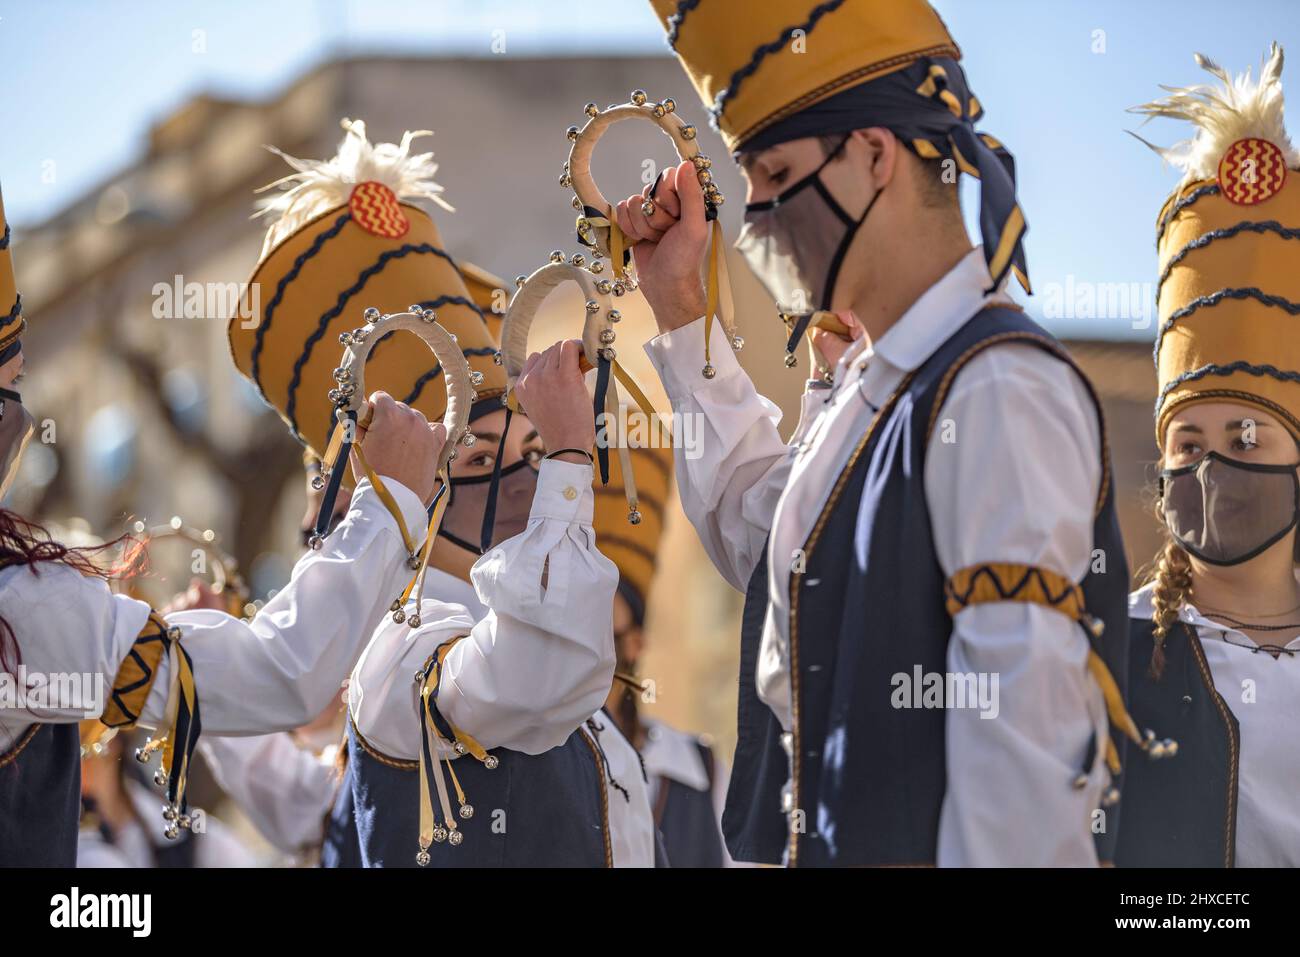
[651,0,1030,294]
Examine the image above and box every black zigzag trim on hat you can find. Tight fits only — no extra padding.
[367,295,485,359]
[250,212,351,397]
[2,294,20,328]
[1154,287,1300,365]
[1157,221,1300,304]
[710,0,847,124]
[1157,360,1300,416]
[0,223,10,250]
[665,0,703,49]
[284,242,459,437]
[1155,183,1219,248]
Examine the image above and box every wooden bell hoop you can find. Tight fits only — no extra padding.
[563,92,739,378]
[500,259,660,524]
[318,307,478,628]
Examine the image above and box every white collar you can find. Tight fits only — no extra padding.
[1129,583,1300,650]
[862,246,1005,375]
[640,720,710,792]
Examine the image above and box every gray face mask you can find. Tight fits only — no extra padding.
[0,386,34,502]
[1160,451,1300,566]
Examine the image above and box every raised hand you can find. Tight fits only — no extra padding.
[513,339,596,465]
[351,391,446,504]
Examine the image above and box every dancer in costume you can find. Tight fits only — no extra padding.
[0,179,445,866]
[1118,45,1300,868]
[220,120,649,866]
[621,0,1157,866]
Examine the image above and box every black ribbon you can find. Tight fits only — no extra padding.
[593,355,612,486]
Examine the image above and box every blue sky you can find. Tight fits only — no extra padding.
[2,0,1296,339]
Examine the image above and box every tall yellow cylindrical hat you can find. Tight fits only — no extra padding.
[0,186,25,363]
[593,442,673,623]
[227,120,506,458]
[1135,45,1300,441]
[647,0,958,152]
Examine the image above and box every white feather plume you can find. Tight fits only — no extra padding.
[253,118,453,257]
[1128,43,1297,184]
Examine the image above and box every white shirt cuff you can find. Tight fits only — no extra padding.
[644,316,743,398]
[531,459,594,524]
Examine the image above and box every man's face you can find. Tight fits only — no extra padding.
[739,138,831,205]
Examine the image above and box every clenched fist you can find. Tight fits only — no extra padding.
[513,340,596,465]
[350,391,446,504]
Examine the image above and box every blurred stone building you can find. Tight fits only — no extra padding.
[8,53,1163,761]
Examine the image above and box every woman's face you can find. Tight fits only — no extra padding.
[455,407,543,476]
[1162,401,1298,469]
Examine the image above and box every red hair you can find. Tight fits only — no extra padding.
[0,508,137,676]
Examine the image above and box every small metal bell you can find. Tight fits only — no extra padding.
[570,253,586,267]
[407,555,421,570]
[311,474,326,490]
[1072,772,1088,790]
[179,814,192,830]
[416,849,431,867]
[462,432,477,447]
[448,829,464,847]
[338,332,354,346]
[421,308,436,322]
[590,260,604,274]
[363,306,381,321]
[630,89,648,106]
[407,614,421,629]
[566,126,579,142]
[454,742,467,754]
[162,805,178,822]
[1101,786,1121,807]
[595,279,613,294]
[640,199,656,217]
[599,329,616,344]
[702,364,716,379]
[432,825,448,843]
[628,509,643,525]
[493,351,503,365]
[470,371,485,386]
[571,196,583,211]
[732,335,745,351]
[559,173,572,188]
[662,97,676,113]
[154,769,167,787]
[164,824,180,841]
[681,124,698,140]
[550,249,565,263]
[784,353,798,368]
[307,533,324,551]
[652,104,665,117]
[515,275,527,287]
[135,746,150,764]
[608,309,621,323]
[484,755,499,770]
[585,299,600,314]
[603,347,617,361]
[459,804,474,820]
[584,102,599,118]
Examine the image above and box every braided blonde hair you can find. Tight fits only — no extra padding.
[1144,536,1194,680]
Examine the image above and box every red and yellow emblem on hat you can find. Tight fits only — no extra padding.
[349,181,411,238]
[1217,137,1288,205]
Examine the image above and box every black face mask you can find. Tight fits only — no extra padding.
[1160,451,1300,566]
[735,135,884,319]
[438,457,539,556]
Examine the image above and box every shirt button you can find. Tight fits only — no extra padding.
[562,486,578,501]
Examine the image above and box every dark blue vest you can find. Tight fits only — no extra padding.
[655,739,724,869]
[724,306,1132,867]
[320,757,362,868]
[1115,619,1237,867]
[346,718,611,867]
[0,722,81,866]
